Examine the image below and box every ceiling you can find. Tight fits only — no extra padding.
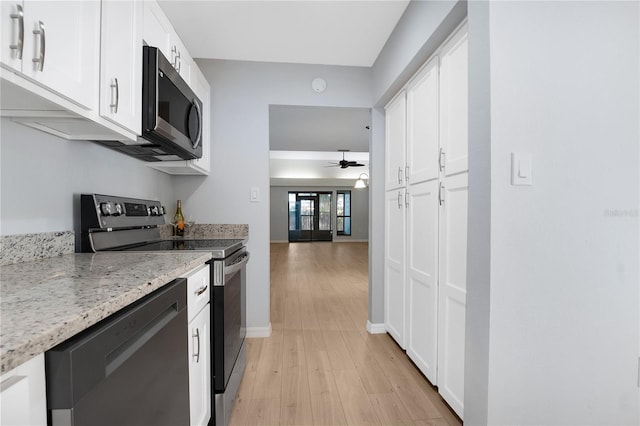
[158,1,396,183]
[158,0,410,67]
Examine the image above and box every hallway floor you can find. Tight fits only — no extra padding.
[229,242,461,425]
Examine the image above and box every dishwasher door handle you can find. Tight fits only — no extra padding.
[105,303,178,377]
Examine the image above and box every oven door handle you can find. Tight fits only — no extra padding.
[224,252,250,276]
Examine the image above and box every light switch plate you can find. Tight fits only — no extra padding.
[511,152,533,186]
[250,187,260,202]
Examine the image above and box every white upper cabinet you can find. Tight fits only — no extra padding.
[143,0,193,84]
[1,1,100,110]
[384,91,407,191]
[143,0,171,56]
[406,56,440,185]
[100,0,142,135]
[439,23,468,176]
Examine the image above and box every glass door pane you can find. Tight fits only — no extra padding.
[288,191,332,242]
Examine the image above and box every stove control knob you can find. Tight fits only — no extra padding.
[150,205,159,216]
[100,202,113,216]
[160,206,166,215]
[113,203,123,216]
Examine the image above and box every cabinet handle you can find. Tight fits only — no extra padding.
[194,285,207,296]
[405,189,409,207]
[439,183,445,206]
[175,50,181,73]
[110,78,119,114]
[32,21,45,71]
[9,4,23,59]
[439,148,445,172]
[405,165,410,183]
[0,375,26,392]
[192,327,200,363]
[397,191,402,209]
[397,166,403,184]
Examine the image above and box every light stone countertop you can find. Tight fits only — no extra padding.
[0,251,212,373]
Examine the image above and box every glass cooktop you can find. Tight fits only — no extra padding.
[114,239,244,259]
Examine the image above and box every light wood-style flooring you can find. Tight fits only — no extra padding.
[229,242,462,426]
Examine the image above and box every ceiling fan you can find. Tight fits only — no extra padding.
[326,150,365,169]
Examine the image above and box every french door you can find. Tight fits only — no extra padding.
[288,192,332,242]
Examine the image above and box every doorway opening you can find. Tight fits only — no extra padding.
[288,191,332,242]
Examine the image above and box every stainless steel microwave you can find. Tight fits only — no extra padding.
[94,46,203,162]
[141,45,202,160]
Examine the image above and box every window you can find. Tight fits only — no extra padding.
[336,190,351,236]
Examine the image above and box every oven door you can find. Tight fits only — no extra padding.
[211,249,249,393]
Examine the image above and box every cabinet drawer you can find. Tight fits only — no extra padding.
[184,264,210,321]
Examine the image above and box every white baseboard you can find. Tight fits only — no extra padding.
[246,323,272,338]
[335,239,368,243]
[366,321,386,334]
[270,240,289,243]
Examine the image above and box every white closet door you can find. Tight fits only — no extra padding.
[440,22,468,177]
[384,92,407,191]
[406,56,439,185]
[384,189,407,348]
[406,180,439,384]
[437,171,468,419]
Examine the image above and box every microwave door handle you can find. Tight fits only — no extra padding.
[223,252,250,276]
[191,100,202,149]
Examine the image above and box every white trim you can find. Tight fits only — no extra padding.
[246,323,272,338]
[270,240,289,243]
[366,321,386,334]
[334,239,368,243]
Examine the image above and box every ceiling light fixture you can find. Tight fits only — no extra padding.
[354,173,369,189]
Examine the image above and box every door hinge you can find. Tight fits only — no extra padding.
[439,148,445,172]
[439,183,445,206]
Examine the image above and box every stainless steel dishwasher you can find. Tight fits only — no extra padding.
[45,278,190,426]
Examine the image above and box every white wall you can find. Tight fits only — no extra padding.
[172,60,372,332]
[0,119,174,239]
[465,1,639,424]
[270,185,369,242]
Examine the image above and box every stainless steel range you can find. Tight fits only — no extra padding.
[80,194,248,426]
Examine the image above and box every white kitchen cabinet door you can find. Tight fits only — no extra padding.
[143,0,171,57]
[437,171,468,419]
[100,0,142,135]
[384,91,407,191]
[20,0,100,110]
[0,353,46,426]
[439,22,468,177]
[406,179,440,384]
[189,306,211,426]
[169,32,192,85]
[406,56,440,186]
[384,189,407,348]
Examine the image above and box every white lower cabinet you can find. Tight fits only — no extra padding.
[406,179,440,384]
[384,188,407,347]
[185,265,212,426]
[0,353,46,426]
[437,172,468,416]
[384,21,468,420]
